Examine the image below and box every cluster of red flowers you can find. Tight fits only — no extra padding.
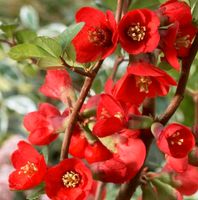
[8,0,197,199]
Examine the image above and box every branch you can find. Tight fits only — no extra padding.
[115,0,125,23]
[60,60,103,160]
[159,33,198,125]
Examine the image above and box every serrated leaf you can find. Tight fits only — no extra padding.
[15,29,37,43]
[56,22,84,49]
[9,44,52,60]
[128,114,153,129]
[35,37,62,58]
[20,5,39,30]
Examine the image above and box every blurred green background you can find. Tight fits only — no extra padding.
[0,0,198,199]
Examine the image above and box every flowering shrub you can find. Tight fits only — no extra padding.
[0,0,198,199]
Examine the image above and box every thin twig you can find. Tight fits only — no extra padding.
[159,33,198,125]
[60,60,103,160]
[94,182,106,200]
[115,0,125,23]
[110,56,124,80]
[0,39,15,46]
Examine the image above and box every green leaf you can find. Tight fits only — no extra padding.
[56,22,84,49]
[37,57,63,69]
[142,183,158,200]
[189,0,198,23]
[20,5,39,30]
[15,29,37,43]
[98,135,116,153]
[64,43,76,64]
[41,146,49,163]
[35,37,62,58]
[9,44,52,60]
[128,114,153,129]
[151,179,180,200]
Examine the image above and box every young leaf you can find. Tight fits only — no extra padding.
[9,44,52,60]
[35,37,62,58]
[56,22,84,49]
[15,29,37,43]
[26,183,45,200]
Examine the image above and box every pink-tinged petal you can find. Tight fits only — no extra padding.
[166,156,188,173]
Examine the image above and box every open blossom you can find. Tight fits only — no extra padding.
[9,141,47,190]
[24,103,66,145]
[157,123,195,159]
[44,158,93,200]
[118,9,160,54]
[72,7,118,63]
[39,69,72,104]
[112,62,176,105]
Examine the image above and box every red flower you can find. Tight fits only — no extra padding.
[44,158,93,200]
[69,126,112,163]
[160,0,192,26]
[118,9,160,54]
[157,123,195,158]
[9,141,47,190]
[159,22,197,70]
[69,127,88,159]
[92,135,146,183]
[24,103,65,145]
[39,69,72,104]
[112,62,176,105]
[84,141,113,164]
[72,7,118,63]
[93,94,127,137]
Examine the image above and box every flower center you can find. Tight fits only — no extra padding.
[135,76,152,93]
[18,161,38,176]
[62,171,81,188]
[175,35,191,49]
[168,132,184,146]
[88,27,112,47]
[127,23,146,41]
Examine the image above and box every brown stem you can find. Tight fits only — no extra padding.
[0,39,15,46]
[159,33,198,125]
[60,56,93,77]
[94,182,106,200]
[115,0,125,23]
[60,60,103,160]
[110,56,124,80]
[115,98,155,200]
